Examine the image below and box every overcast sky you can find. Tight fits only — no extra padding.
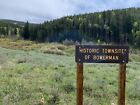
[0,0,140,23]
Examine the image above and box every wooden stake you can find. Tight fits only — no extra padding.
[77,63,83,105]
[118,63,126,105]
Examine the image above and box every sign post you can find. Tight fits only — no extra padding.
[77,63,83,105]
[119,63,126,105]
[75,45,129,105]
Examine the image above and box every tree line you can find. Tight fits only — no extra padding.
[0,8,140,47]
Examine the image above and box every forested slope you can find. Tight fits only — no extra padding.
[1,8,140,47]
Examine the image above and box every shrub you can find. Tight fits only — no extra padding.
[63,39,75,46]
[40,46,65,55]
[56,44,66,50]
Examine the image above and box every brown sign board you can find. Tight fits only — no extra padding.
[75,45,129,63]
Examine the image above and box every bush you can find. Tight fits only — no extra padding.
[56,44,66,50]
[63,39,75,46]
[40,46,66,55]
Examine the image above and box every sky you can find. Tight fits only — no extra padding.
[0,0,140,23]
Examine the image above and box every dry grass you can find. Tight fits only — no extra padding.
[0,38,42,51]
[0,38,74,55]
[40,44,66,55]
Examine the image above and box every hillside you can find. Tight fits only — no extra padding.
[0,19,25,26]
[0,8,140,47]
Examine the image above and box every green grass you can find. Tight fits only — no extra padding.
[0,40,140,105]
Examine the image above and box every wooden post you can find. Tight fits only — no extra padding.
[118,63,126,105]
[77,63,83,105]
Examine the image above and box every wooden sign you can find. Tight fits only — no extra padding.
[75,45,129,105]
[75,45,129,63]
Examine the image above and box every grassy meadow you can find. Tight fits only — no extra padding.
[0,38,140,105]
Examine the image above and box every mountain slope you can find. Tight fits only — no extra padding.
[23,8,140,46]
[0,19,26,26]
[0,8,140,47]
